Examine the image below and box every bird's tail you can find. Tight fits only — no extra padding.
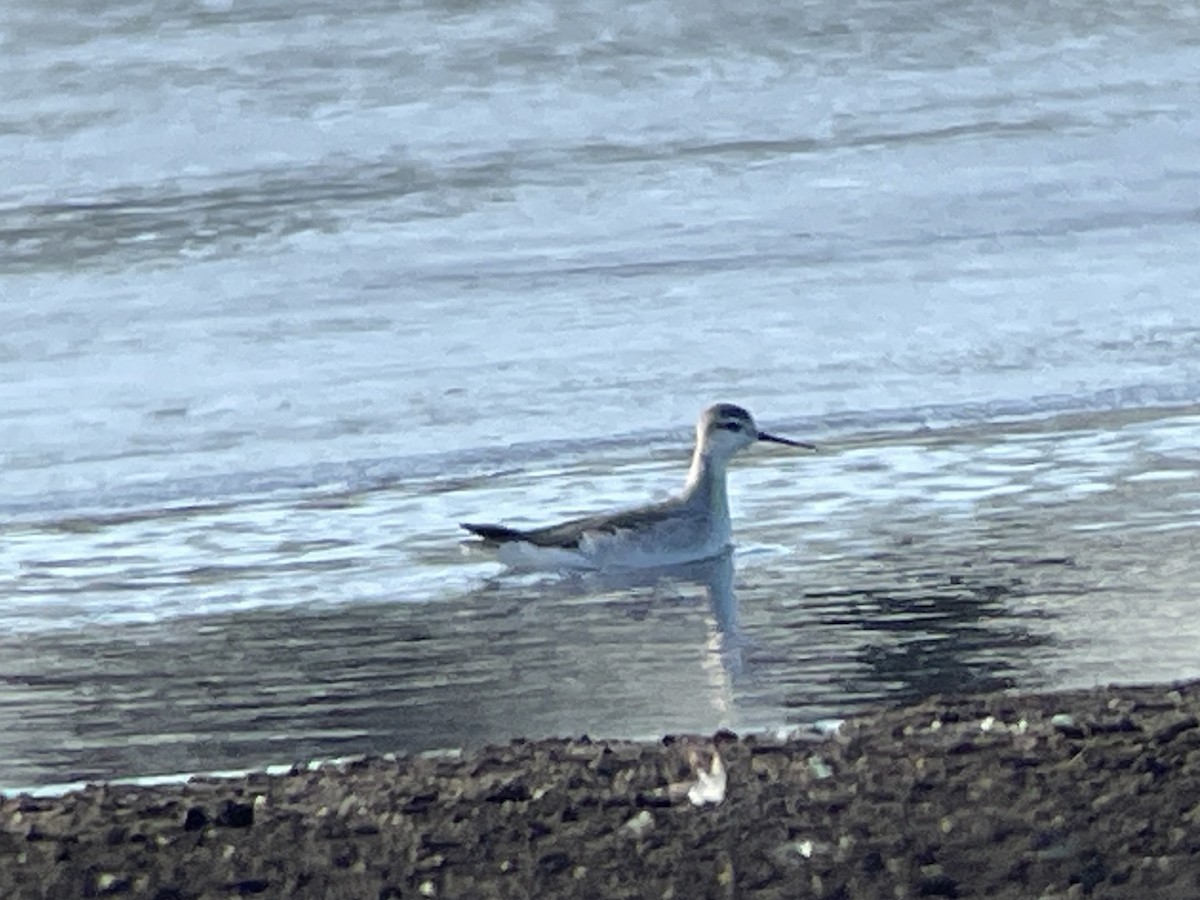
[460,522,530,545]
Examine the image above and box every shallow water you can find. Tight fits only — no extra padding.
[3,0,1200,787]
[5,406,1200,788]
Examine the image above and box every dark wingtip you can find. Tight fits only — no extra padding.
[460,522,527,544]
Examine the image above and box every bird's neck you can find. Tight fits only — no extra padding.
[683,447,731,524]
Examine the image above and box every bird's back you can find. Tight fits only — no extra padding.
[462,499,686,550]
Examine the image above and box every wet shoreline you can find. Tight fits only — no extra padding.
[4,679,1199,899]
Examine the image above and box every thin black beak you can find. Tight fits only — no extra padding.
[757,431,817,450]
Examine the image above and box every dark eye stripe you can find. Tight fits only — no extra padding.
[719,422,743,432]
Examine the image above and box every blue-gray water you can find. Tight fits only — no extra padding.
[3,0,1200,788]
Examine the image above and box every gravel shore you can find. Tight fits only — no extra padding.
[4,680,1200,899]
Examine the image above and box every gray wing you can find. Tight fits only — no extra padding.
[461,501,680,550]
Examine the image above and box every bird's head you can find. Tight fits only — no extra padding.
[696,403,814,462]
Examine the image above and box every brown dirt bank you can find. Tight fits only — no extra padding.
[4,680,1200,900]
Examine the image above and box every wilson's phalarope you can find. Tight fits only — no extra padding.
[461,403,815,569]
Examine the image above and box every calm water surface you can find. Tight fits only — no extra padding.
[2,0,1200,788]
